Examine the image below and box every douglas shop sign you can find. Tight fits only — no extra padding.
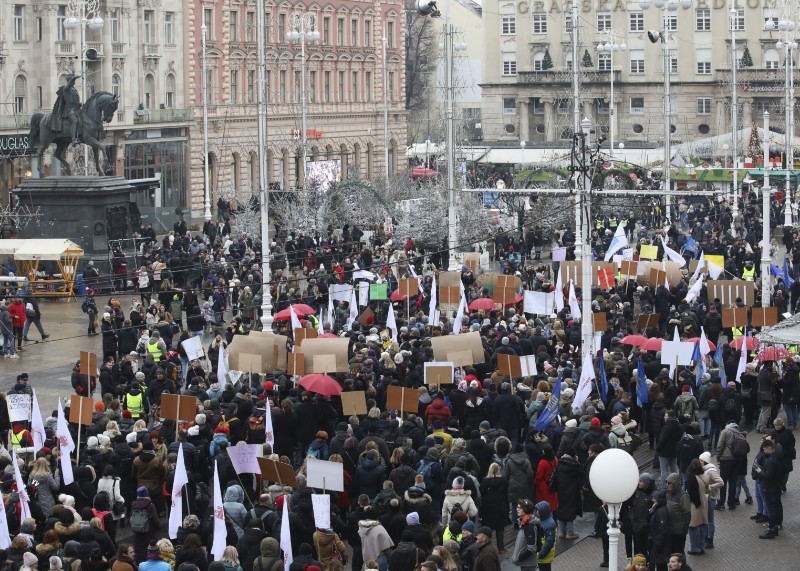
[0,135,32,158]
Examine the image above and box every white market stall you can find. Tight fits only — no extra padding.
[0,239,84,298]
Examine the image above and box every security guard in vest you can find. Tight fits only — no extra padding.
[146,330,166,362]
[595,215,605,232]
[742,260,756,281]
[306,313,320,331]
[608,215,618,229]
[731,324,744,339]
[10,423,32,450]
[124,383,147,420]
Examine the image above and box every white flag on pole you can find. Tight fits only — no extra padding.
[685,275,703,304]
[264,401,275,446]
[386,303,398,342]
[555,270,565,312]
[453,290,467,335]
[56,399,75,485]
[699,328,712,357]
[11,451,31,524]
[604,224,629,261]
[210,461,226,560]
[661,237,687,267]
[31,389,46,455]
[692,252,706,281]
[429,274,440,327]
[327,294,335,331]
[346,288,358,331]
[217,344,228,383]
[168,444,189,540]
[735,328,748,384]
[572,352,596,413]
[568,280,581,319]
[280,495,293,567]
[289,305,303,332]
[0,486,10,548]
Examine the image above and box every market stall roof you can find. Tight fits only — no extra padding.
[10,239,84,261]
[756,313,800,345]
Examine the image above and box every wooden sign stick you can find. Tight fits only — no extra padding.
[75,398,83,466]
[175,397,181,441]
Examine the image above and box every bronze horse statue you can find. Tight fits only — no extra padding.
[28,90,119,177]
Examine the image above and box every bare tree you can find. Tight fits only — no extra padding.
[405,1,438,141]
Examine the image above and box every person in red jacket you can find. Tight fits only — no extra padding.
[8,298,26,353]
[425,394,452,428]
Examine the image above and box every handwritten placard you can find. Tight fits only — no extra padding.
[6,394,31,423]
[228,444,262,474]
[312,494,331,529]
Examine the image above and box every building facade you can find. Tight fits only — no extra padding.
[480,0,798,157]
[188,0,407,217]
[0,0,191,222]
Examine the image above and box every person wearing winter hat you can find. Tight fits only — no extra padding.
[626,553,647,570]
[474,526,500,571]
[697,452,723,549]
[21,552,38,571]
[441,475,477,527]
[48,556,63,571]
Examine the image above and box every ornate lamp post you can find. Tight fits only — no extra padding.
[596,31,626,162]
[287,13,320,185]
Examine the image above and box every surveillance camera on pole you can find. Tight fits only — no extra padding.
[417,0,441,17]
[647,30,663,43]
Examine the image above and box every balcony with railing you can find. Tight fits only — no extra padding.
[518,69,622,86]
[716,67,800,86]
[0,115,31,131]
[56,40,75,55]
[143,43,161,56]
[112,42,125,55]
[132,107,192,124]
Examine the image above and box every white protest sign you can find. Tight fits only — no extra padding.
[6,394,31,423]
[311,494,331,529]
[358,282,370,307]
[661,341,695,366]
[330,284,351,303]
[523,291,554,315]
[519,355,537,377]
[180,336,205,361]
[552,247,567,262]
[227,444,262,474]
[306,458,344,492]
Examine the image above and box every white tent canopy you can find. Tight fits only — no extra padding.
[756,313,800,345]
[668,127,788,161]
[0,239,84,261]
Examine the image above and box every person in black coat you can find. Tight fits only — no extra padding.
[236,519,267,571]
[479,464,510,550]
[656,411,684,487]
[553,454,583,538]
[492,383,524,448]
[355,450,385,500]
[389,529,428,571]
[648,490,671,570]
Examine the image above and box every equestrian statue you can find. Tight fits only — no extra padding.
[27,73,119,177]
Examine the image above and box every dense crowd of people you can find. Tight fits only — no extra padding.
[1,182,798,571]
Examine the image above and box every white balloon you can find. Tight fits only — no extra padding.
[589,448,640,504]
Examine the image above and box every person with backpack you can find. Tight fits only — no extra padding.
[305,431,330,460]
[129,487,160,564]
[715,421,750,511]
[673,386,698,425]
[511,499,541,571]
[441,476,478,528]
[252,537,283,571]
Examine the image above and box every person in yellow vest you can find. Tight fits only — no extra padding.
[731,325,744,339]
[123,383,147,420]
[742,260,756,281]
[146,330,166,362]
[9,423,32,450]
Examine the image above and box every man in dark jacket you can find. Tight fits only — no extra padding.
[756,439,785,538]
[492,382,524,448]
[656,411,683,488]
[236,518,266,571]
[472,527,501,571]
[389,529,427,571]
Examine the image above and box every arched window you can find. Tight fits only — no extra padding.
[366,143,373,180]
[165,73,176,108]
[14,75,26,113]
[112,74,121,97]
[144,74,155,109]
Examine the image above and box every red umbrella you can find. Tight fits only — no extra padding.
[410,166,441,179]
[642,337,664,352]
[621,335,649,347]
[298,374,342,396]
[685,337,717,352]
[274,304,317,321]
[756,347,794,361]
[318,333,339,338]
[469,298,497,311]
[390,289,411,302]
[730,336,759,351]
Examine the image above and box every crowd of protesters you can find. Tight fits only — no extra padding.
[0,182,798,571]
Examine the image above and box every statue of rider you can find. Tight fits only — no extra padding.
[51,73,82,145]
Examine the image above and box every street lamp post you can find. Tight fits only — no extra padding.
[589,449,640,571]
[769,17,797,226]
[579,118,594,352]
[723,142,731,206]
[201,9,211,222]
[762,111,772,307]
[288,13,320,185]
[382,36,390,178]
[520,140,526,167]
[257,0,273,331]
[596,32,626,162]
[730,5,740,220]
[63,0,103,175]
[641,0,694,224]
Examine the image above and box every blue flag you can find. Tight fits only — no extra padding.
[637,357,649,407]
[544,324,550,341]
[684,237,699,258]
[771,264,783,278]
[784,258,794,288]
[691,341,703,387]
[535,373,562,432]
[598,357,609,403]
[714,345,727,385]
[691,340,701,364]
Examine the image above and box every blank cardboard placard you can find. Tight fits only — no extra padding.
[493,286,516,305]
[447,349,474,368]
[424,362,454,385]
[229,333,288,373]
[439,272,462,287]
[69,395,93,426]
[398,278,419,297]
[294,328,317,346]
[311,354,337,374]
[497,354,536,377]
[649,268,667,287]
[312,494,331,529]
[661,341,695,366]
[636,262,683,287]
[463,253,480,272]
[298,338,350,372]
[369,283,388,301]
[752,307,779,327]
[257,457,298,488]
[431,331,486,366]
[238,352,263,373]
[160,394,198,422]
[79,351,97,377]
[439,285,461,305]
[340,391,368,416]
[722,307,748,328]
[523,291,554,315]
[386,385,418,413]
[357,307,375,327]
[307,458,344,492]
[637,314,660,331]
[708,280,756,308]
[621,261,639,278]
[560,261,618,289]
[593,312,607,331]
[640,244,658,260]
[492,274,522,289]
[288,353,305,376]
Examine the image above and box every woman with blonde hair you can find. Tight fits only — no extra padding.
[220,546,243,571]
[312,527,346,569]
[103,420,121,439]
[29,457,60,515]
[156,538,176,569]
[432,545,460,571]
